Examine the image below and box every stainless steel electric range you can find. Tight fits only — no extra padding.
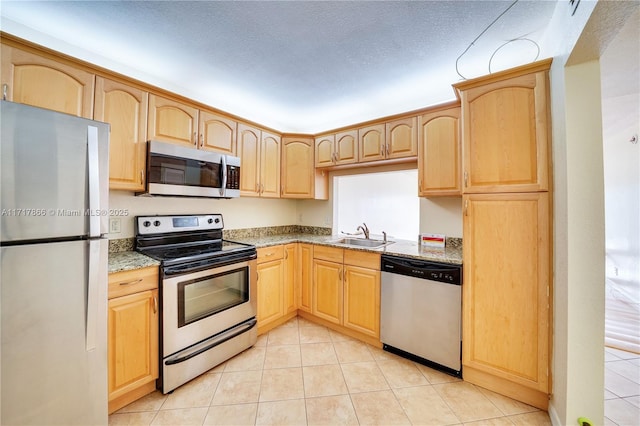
[135,214,257,393]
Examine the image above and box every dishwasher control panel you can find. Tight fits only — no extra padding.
[381,255,462,285]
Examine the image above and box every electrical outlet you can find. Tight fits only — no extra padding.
[614,266,619,277]
[109,217,121,234]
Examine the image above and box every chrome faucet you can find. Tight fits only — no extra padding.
[357,223,370,239]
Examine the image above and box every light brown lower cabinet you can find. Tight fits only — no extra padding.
[462,192,551,409]
[107,266,159,414]
[256,244,297,334]
[311,246,381,342]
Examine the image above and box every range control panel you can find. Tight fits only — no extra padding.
[136,214,223,235]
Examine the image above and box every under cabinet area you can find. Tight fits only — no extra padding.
[107,266,159,414]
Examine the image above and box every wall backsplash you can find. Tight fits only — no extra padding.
[108,190,298,238]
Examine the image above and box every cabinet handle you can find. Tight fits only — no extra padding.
[2,84,7,101]
[386,143,390,157]
[284,250,288,260]
[419,179,422,193]
[119,278,143,286]
[200,133,204,148]
[140,169,144,185]
[193,132,197,146]
[464,199,469,216]
[338,268,342,281]
[380,145,384,156]
[153,295,158,314]
[464,171,468,188]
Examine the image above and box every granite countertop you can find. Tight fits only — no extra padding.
[108,233,462,273]
[108,251,160,274]
[228,233,463,265]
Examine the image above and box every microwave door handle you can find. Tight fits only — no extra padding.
[220,155,227,197]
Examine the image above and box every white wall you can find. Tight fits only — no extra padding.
[539,1,640,424]
[601,8,640,351]
[108,190,297,238]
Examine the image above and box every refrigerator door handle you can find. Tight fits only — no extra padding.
[87,126,101,238]
[86,239,101,351]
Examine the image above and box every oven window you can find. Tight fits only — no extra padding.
[149,153,221,188]
[177,267,248,327]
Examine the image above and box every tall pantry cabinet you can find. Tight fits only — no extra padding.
[454,59,552,410]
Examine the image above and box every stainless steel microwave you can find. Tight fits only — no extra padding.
[138,140,240,198]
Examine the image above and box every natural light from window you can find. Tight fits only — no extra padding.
[333,170,419,241]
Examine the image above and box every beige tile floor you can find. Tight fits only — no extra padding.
[604,346,640,426]
[109,316,551,425]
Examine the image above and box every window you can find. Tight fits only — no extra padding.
[333,170,419,240]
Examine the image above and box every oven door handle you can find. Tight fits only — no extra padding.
[164,318,257,366]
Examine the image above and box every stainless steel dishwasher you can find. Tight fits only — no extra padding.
[380,254,462,377]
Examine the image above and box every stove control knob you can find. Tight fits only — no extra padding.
[208,218,214,224]
[215,218,220,223]
[154,220,161,227]
[143,221,151,227]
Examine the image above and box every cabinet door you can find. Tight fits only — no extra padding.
[1,45,95,118]
[199,110,237,154]
[462,192,550,404]
[284,244,297,314]
[148,94,198,147]
[108,289,159,401]
[257,259,284,327]
[298,244,314,313]
[386,117,418,159]
[343,265,380,338]
[315,135,335,168]
[312,259,343,324]
[281,137,314,199]
[260,131,281,198]
[358,124,386,163]
[335,130,358,165]
[459,71,549,193]
[418,107,461,196]
[95,77,148,191]
[237,123,261,196]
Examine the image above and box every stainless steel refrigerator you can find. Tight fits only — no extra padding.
[1,101,110,425]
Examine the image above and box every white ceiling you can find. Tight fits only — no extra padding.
[0,0,559,133]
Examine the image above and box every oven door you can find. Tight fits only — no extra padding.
[162,258,257,357]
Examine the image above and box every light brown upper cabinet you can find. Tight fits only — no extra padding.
[147,94,198,147]
[386,117,418,159]
[1,45,95,118]
[358,124,386,163]
[418,105,461,197]
[454,59,551,193]
[237,123,281,198]
[315,130,358,168]
[95,77,148,191]
[198,109,237,154]
[282,136,328,199]
[359,118,417,163]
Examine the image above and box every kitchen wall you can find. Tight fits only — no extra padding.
[539,1,639,424]
[108,190,297,238]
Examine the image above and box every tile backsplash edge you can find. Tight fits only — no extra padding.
[109,225,333,253]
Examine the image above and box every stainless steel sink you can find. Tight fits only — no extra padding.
[331,238,393,248]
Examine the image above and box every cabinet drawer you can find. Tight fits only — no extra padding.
[257,245,284,263]
[344,250,381,270]
[108,266,159,299]
[314,245,344,263]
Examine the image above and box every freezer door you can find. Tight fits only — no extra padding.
[1,239,108,425]
[0,101,109,241]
